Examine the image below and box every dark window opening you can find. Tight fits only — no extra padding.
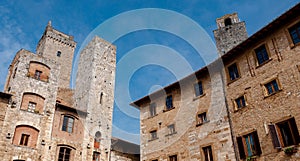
[169,155,177,161]
[150,130,157,140]
[224,18,232,26]
[194,81,204,97]
[100,92,103,104]
[203,146,214,161]
[167,124,176,135]
[197,112,208,126]
[228,63,240,81]
[289,22,300,45]
[20,134,29,146]
[58,147,71,161]
[57,51,62,57]
[269,117,300,148]
[34,70,42,80]
[265,80,279,95]
[62,116,74,133]
[255,44,269,65]
[166,95,173,110]
[235,96,246,109]
[93,151,100,161]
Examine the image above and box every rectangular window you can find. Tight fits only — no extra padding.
[58,147,71,161]
[149,103,157,117]
[264,79,279,95]
[228,63,240,81]
[235,96,246,109]
[34,70,42,80]
[166,95,173,110]
[255,44,269,65]
[27,101,37,112]
[203,146,214,161]
[62,116,74,133]
[196,112,208,126]
[269,117,300,148]
[19,134,29,146]
[93,151,100,161]
[194,81,204,97]
[150,130,158,140]
[169,155,177,161]
[289,21,300,45]
[237,131,262,159]
[167,124,176,135]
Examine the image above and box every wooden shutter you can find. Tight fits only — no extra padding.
[237,137,245,159]
[268,124,281,148]
[289,117,300,144]
[253,131,262,155]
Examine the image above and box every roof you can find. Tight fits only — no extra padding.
[111,137,140,154]
[131,2,300,109]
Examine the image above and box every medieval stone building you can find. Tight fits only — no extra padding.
[0,21,139,161]
[132,3,300,161]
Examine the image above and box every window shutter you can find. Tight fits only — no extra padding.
[289,117,300,144]
[268,124,281,148]
[253,131,262,155]
[237,137,245,159]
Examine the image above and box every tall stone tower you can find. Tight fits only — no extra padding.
[213,13,248,56]
[36,21,76,88]
[74,36,116,161]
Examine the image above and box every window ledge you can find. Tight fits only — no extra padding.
[193,93,206,101]
[290,42,300,49]
[163,107,175,112]
[263,89,282,99]
[165,132,177,137]
[227,77,241,85]
[148,137,159,142]
[255,58,272,69]
[233,105,248,113]
[196,120,210,127]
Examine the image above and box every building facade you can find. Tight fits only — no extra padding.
[0,22,139,161]
[132,3,300,161]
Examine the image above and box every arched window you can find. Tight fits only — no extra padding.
[12,125,39,148]
[28,61,50,82]
[224,18,232,26]
[57,145,75,161]
[94,131,101,149]
[21,93,45,114]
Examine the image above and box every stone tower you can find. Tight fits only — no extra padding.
[213,13,248,56]
[36,21,76,88]
[74,36,116,161]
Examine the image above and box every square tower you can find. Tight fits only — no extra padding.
[213,13,248,56]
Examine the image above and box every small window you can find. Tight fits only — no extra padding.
[94,131,101,149]
[169,155,177,161]
[167,124,176,135]
[288,21,300,45]
[196,112,208,126]
[203,146,214,161]
[150,130,158,140]
[264,79,280,95]
[93,151,100,161]
[57,51,62,57]
[19,134,29,146]
[149,103,157,117]
[194,81,204,97]
[235,96,246,109]
[27,102,37,113]
[58,147,71,161]
[224,18,232,26]
[165,95,173,110]
[228,63,240,81]
[34,70,42,80]
[237,131,262,159]
[255,44,269,65]
[269,117,300,148]
[62,116,74,133]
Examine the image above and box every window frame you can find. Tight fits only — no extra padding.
[19,134,30,146]
[196,112,208,127]
[165,95,174,111]
[194,81,204,97]
[287,21,300,47]
[61,115,75,133]
[34,70,42,80]
[149,103,157,117]
[166,124,176,136]
[234,95,247,110]
[202,145,214,161]
[254,44,271,66]
[169,154,178,161]
[58,146,72,161]
[236,131,262,159]
[227,63,241,83]
[262,78,282,97]
[149,130,158,141]
[269,117,300,149]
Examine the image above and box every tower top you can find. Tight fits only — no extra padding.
[216,13,241,29]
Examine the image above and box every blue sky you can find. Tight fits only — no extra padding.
[0,0,299,144]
